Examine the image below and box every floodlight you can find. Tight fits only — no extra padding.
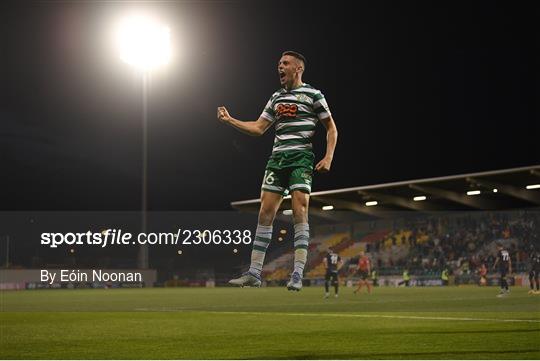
[116,15,171,71]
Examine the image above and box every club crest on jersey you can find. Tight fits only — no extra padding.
[296,94,311,103]
[275,103,298,119]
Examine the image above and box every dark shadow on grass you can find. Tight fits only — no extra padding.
[366,328,540,336]
[242,348,540,360]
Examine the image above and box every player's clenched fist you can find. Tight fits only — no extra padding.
[315,156,332,173]
[217,106,232,123]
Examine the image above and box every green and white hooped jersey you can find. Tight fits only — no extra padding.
[260,83,331,155]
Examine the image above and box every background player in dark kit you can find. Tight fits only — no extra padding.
[493,243,512,297]
[528,245,540,294]
[323,247,343,298]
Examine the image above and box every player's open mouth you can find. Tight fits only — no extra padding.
[279,71,286,81]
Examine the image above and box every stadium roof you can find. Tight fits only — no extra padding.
[231,165,540,223]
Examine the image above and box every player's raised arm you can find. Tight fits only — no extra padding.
[217,106,272,137]
[315,115,338,173]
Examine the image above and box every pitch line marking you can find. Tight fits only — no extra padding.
[134,308,540,323]
[210,311,540,324]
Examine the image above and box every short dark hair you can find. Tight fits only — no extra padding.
[282,50,306,67]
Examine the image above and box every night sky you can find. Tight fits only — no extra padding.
[2,1,538,211]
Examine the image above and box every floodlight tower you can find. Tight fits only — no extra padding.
[116,15,171,269]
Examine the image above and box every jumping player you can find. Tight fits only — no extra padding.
[354,250,372,294]
[493,243,512,297]
[218,51,338,291]
[323,247,343,298]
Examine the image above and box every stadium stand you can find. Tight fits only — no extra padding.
[261,210,539,282]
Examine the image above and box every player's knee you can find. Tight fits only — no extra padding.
[292,200,308,223]
[258,205,277,225]
[292,212,307,224]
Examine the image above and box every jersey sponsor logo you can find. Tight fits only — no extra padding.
[275,103,298,119]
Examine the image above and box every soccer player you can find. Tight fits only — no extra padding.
[528,245,540,295]
[218,51,338,291]
[354,250,372,294]
[441,267,449,286]
[398,269,410,287]
[323,247,343,298]
[371,268,379,287]
[493,243,512,297]
[478,263,488,286]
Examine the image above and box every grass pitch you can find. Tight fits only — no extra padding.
[1,286,539,359]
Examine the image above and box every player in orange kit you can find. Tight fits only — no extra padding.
[354,250,372,294]
[479,263,488,286]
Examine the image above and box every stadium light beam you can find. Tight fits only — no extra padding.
[114,13,171,269]
[467,190,481,196]
[413,196,427,201]
[526,184,540,190]
[322,205,334,211]
[365,201,378,207]
[493,188,498,193]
